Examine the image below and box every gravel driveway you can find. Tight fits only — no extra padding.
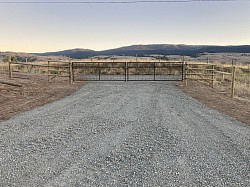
[0,82,249,186]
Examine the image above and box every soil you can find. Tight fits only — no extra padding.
[1,76,249,125]
[177,80,250,125]
[0,75,84,122]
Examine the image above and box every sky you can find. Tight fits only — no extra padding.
[0,0,250,53]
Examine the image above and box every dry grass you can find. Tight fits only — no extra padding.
[214,64,250,99]
[0,75,83,122]
[235,83,250,98]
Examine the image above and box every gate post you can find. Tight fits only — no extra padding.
[182,56,185,81]
[69,61,73,84]
[182,61,184,81]
[47,60,50,82]
[154,62,156,81]
[231,66,236,98]
[125,62,127,81]
[98,62,101,81]
[72,62,75,82]
[8,57,12,79]
[184,63,188,86]
[127,62,129,81]
[211,65,215,88]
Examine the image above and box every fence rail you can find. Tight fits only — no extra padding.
[184,63,240,98]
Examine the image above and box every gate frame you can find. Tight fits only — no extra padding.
[71,61,185,82]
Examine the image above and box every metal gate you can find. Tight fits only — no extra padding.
[127,62,184,81]
[72,61,184,81]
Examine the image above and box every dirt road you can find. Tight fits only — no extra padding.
[0,82,249,186]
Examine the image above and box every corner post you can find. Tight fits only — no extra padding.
[48,61,50,82]
[231,66,236,98]
[69,60,73,84]
[211,65,215,88]
[182,56,185,81]
[8,56,12,79]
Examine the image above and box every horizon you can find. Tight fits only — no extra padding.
[1,1,250,53]
[1,43,250,54]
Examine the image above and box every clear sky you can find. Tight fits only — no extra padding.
[0,0,250,52]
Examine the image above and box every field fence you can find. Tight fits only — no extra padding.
[1,59,250,99]
[8,61,71,81]
[185,62,250,99]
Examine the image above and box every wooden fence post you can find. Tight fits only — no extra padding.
[72,61,74,82]
[248,63,249,78]
[8,57,12,79]
[231,66,236,98]
[211,65,215,88]
[48,61,50,82]
[184,62,188,86]
[182,57,185,82]
[69,61,73,84]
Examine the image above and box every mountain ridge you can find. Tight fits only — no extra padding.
[36,44,250,58]
[1,44,250,60]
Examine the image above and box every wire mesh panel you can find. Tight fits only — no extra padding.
[127,62,154,81]
[127,62,184,81]
[72,62,126,81]
[155,62,184,81]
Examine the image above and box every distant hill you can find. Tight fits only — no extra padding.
[1,44,250,60]
[36,44,250,59]
[99,44,204,57]
[0,51,69,62]
[36,48,95,59]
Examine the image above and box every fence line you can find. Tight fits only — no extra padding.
[1,60,249,99]
[184,63,242,98]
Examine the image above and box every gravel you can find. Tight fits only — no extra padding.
[0,82,249,187]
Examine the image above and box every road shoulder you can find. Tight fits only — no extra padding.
[177,80,250,125]
[0,76,84,122]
